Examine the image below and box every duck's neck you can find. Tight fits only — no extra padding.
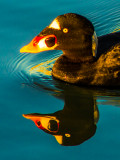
[63,47,94,63]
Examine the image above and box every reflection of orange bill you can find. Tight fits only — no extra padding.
[22,114,70,145]
[23,114,59,133]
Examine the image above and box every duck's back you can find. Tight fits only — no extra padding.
[97,31,120,59]
[92,42,120,87]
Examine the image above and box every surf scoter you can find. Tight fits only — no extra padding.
[20,13,120,87]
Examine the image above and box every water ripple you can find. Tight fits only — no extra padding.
[8,50,62,89]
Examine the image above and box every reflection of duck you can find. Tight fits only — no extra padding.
[20,13,120,87]
[23,86,99,146]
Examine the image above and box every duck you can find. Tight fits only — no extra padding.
[22,86,98,146]
[20,13,120,87]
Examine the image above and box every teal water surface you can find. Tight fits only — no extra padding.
[1,0,120,159]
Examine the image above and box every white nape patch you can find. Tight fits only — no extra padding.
[92,31,98,57]
[49,19,61,30]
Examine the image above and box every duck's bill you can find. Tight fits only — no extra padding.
[20,35,57,53]
[22,113,58,124]
[23,113,59,133]
[22,113,40,121]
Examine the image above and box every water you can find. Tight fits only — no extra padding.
[1,0,120,159]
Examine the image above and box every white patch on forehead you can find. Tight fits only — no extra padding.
[49,19,61,30]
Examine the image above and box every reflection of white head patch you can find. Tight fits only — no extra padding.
[49,19,61,30]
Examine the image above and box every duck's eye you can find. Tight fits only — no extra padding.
[65,133,71,137]
[63,28,68,33]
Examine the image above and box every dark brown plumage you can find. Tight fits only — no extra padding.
[20,13,120,87]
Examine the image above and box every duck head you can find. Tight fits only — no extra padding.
[23,109,97,146]
[20,13,97,61]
